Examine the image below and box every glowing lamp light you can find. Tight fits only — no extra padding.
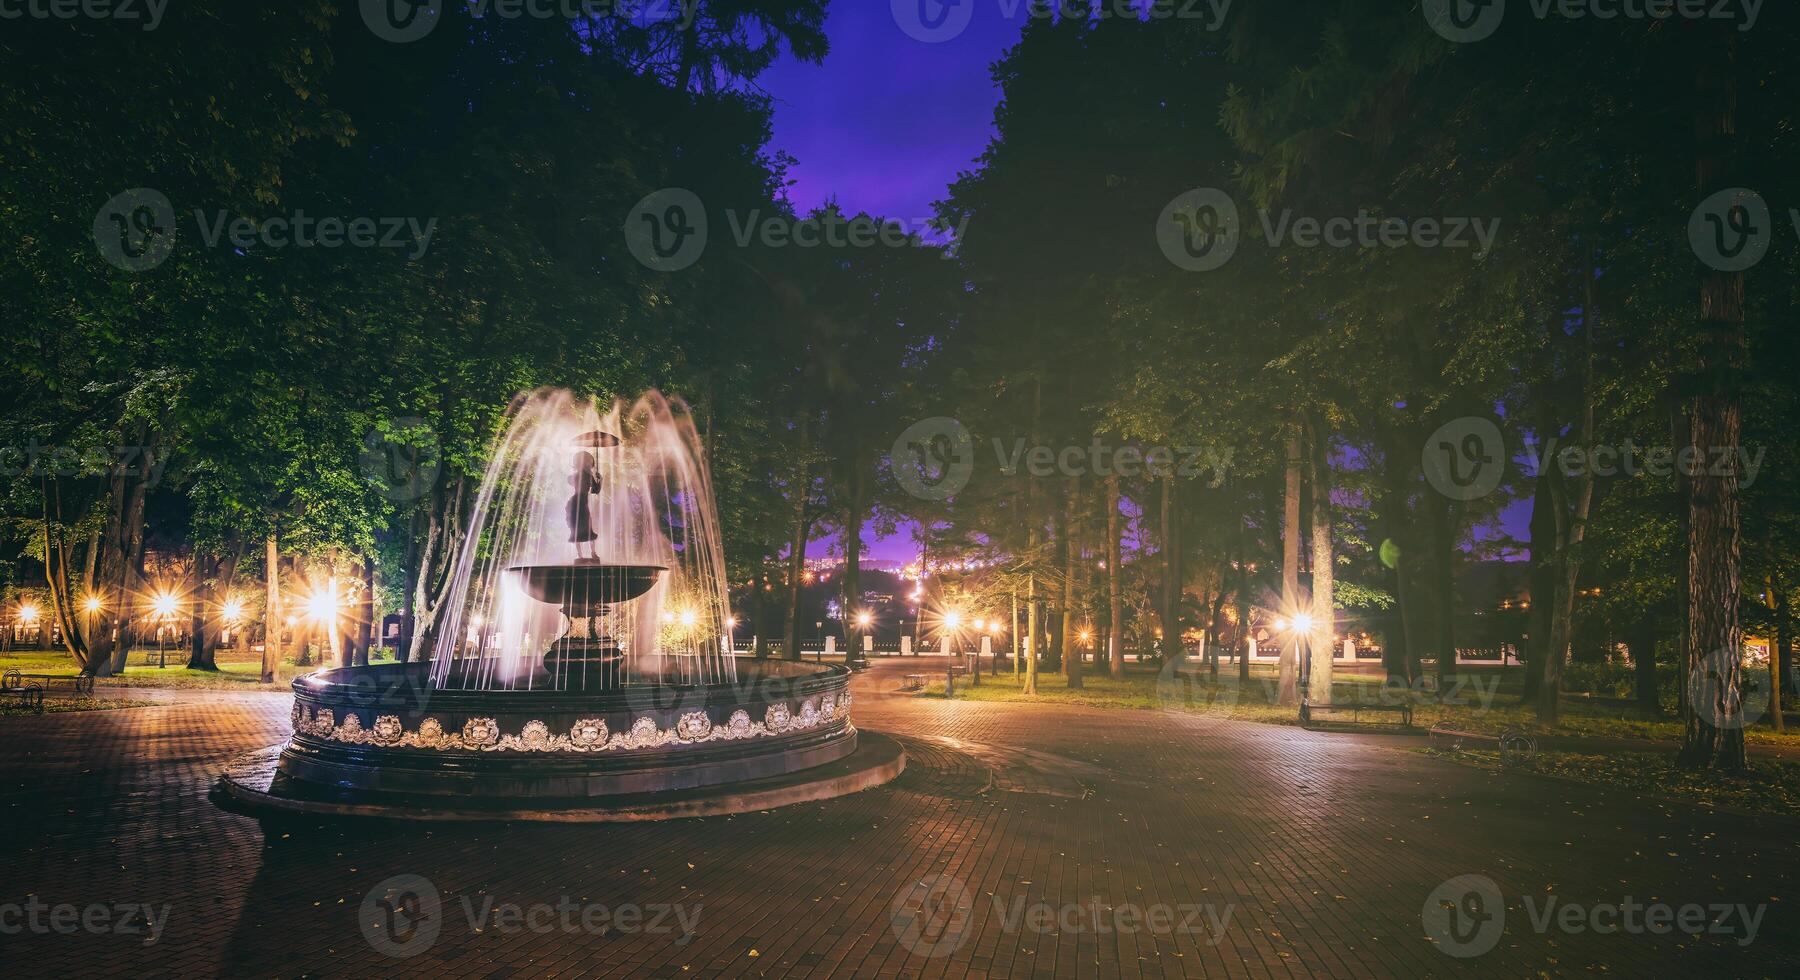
[151,593,179,618]
[1079,629,1094,644]
[18,603,40,624]
[679,609,698,628]
[221,598,245,622]
[304,590,338,622]
[856,612,873,628]
[944,611,962,631]
[973,618,987,632]
[1291,613,1315,634]
[1272,617,1288,632]
[726,616,739,629]
[84,596,102,613]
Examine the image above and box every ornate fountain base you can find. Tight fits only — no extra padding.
[213,660,904,822]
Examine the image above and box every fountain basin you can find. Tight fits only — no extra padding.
[275,659,857,799]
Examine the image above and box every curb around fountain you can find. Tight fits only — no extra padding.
[214,729,905,823]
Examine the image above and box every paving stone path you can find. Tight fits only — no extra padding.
[0,657,1794,977]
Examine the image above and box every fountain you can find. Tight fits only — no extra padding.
[216,390,902,821]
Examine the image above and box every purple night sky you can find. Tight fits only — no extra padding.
[764,2,1020,563]
[762,4,1530,563]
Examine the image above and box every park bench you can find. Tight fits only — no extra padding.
[900,673,927,691]
[1,669,46,714]
[1300,696,1413,729]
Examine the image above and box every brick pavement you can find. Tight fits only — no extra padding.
[0,658,1794,978]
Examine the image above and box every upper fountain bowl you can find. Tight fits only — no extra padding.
[509,560,665,610]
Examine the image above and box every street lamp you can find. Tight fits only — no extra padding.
[151,592,179,667]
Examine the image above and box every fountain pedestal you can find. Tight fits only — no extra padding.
[510,560,664,689]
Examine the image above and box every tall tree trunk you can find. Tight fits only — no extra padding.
[1425,495,1459,691]
[262,534,281,683]
[1106,474,1124,678]
[355,554,376,666]
[186,553,218,670]
[1681,23,1748,770]
[1159,469,1182,666]
[1630,625,1660,714]
[1769,576,1786,733]
[1278,422,1302,705]
[783,420,812,662]
[1307,411,1335,704]
[401,508,421,660]
[1024,572,1039,695]
[753,561,770,658]
[844,462,864,639]
[1063,475,1082,688]
[109,443,153,675]
[1777,578,1794,714]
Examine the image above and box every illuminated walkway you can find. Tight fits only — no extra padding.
[0,658,1793,977]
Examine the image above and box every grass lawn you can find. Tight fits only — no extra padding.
[1421,747,1800,817]
[916,662,1800,747]
[0,648,405,691]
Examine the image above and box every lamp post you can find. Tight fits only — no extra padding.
[151,593,179,668]
[1289,612,1315,708]
[83,596,101,651]
[19,603,42,650]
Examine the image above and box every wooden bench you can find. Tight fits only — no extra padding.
[900,673,927,691]
[1300,696,1413,728]
[1,670,45,714]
